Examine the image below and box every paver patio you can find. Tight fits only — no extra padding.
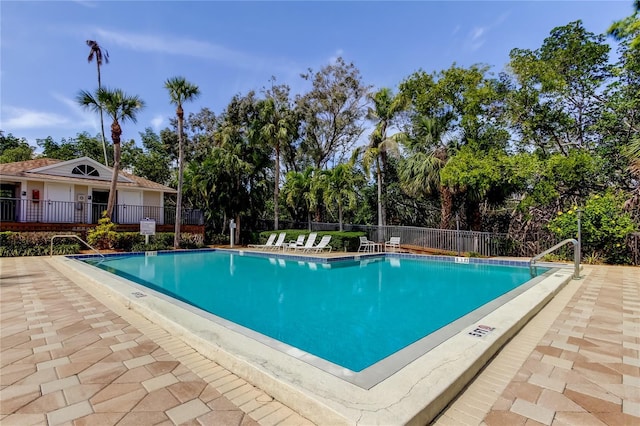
[1,256,638,425]
[436,265,639,426]
[0,256,311,426]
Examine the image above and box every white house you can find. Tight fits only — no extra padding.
[0,156,180,226]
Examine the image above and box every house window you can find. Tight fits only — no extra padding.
[72,165,100,177]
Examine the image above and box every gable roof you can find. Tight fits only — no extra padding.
[0,157,176,193]
[29,156,132,183]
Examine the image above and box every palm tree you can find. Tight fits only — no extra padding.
[399,116,455,229]
[77,88,145,218]
[164,77,201,249]
[365,88,407,227]
[257,88,297,231]
[313,154,363,231]
[282,167,315,230]
[86,40,110,167]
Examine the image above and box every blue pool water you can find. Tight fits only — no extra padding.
[84,251,540,372]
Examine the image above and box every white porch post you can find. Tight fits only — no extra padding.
[19,181,27,222]
[160,193,165,225]
[87,187,93,223]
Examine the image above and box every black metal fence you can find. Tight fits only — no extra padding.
[256,221,639,264]
[344,224,510,257]
[0,198,203,225]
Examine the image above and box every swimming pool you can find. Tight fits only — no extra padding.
[83,250,545,379]
[64,250,570,424]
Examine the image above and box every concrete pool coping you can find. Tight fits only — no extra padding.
[53,251,575,425]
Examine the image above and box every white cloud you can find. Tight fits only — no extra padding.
[0,92,98,132]
[1,106,70,129]
[465,11,511,52]
[150,115,164,132]
[71,0,98,8]
[52,92,98,130]
[93,27,266,70]
[329,49,344,64]
[469,26,487,50]
[471,27,486,41]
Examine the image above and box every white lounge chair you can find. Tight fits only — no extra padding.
[295,233,317,251]
[248,233,277,249]
[309,235,332,253]
[358,236,375,253]
[269,232,287,251]
[385,236,401,252]
[285,235,305,251]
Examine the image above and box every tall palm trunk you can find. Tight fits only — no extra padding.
[440,186,454,229]
[274,140,280,230]
[96,61,109,167]
[174,106,185,248]
[235,214,241,244]
[378,120,388,226]
[465,199,482,231]
[106,121,122,218]
[379,132,389,226]
[376,158,383,227]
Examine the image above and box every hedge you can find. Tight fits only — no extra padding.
[0,231,204,257]
[0,232,81,257]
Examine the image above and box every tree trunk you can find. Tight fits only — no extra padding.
[465,199,482,231]
[274,141,280,230]
[380,150,388,226]
[338,202,343,232]
[235,214,241,244]
[174,107,184,249]
[376,159,383,227]
[96,62,109,167]
[440,186,454,229]
[106,142,120,219]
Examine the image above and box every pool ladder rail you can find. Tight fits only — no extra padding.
[529,238,580,280]
[50,234,105,258]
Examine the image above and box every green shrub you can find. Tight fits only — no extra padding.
[0,229,204,256]
[209,233,230,245]
[0,231,80,257]
[547,191,637,264]
[128,232,204,252]
[113,232,144,251]
[181,233,204,248]
[87,213,117,249]
[131,241,168,252]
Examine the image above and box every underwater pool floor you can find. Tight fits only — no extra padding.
[1,255,636,425]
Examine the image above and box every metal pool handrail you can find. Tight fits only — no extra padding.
[529,238,580,279]
[50,234,104,258]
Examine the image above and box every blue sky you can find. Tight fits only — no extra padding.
[0,1,635,148]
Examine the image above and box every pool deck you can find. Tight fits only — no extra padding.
[1,254,638,425]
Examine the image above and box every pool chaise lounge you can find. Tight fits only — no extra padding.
[248,232,277,249]
[308,235,332,252]
[269,232,287,251]
[294,232,317,252]
[285,234,306,251]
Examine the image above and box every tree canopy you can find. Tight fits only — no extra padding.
[4,8,639,263]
